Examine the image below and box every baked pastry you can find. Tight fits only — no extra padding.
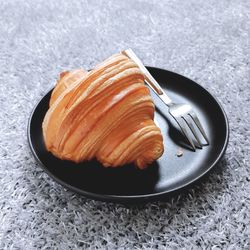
[42,53,164,169]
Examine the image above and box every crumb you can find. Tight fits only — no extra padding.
[176,148,183,157]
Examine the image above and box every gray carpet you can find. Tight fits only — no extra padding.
[0,0,250,249]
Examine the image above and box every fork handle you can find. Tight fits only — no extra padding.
[122,48,173,106]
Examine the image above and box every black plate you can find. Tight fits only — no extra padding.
[28,67,229,203]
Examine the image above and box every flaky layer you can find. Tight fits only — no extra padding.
[42,53,164,169]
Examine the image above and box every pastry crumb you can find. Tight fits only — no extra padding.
[176,148,183,157]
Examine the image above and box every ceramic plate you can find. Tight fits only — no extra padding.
[28,67,229,203]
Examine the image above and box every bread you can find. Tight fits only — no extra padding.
[42,53,164,169]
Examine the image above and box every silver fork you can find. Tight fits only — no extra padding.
[122,48,209,151]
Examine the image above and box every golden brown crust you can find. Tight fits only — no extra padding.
[49,69,88,107]
[42,53,164,169]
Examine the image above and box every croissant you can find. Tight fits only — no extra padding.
[42,53,164,169]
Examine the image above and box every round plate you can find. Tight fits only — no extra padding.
[28,67,229,203]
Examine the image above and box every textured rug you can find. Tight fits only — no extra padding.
[0,0,249,249]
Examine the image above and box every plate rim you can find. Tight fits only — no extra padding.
[27,67,229,202]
